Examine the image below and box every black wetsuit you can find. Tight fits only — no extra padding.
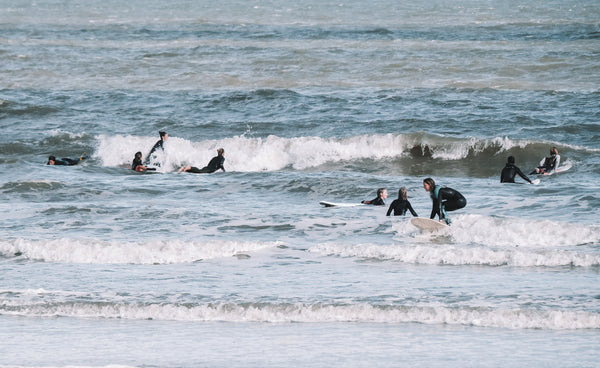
[132,157,142,170]
[386,199,418,216]
[362,197,385,205]
[186,155,225,174]
[144,139,164,164]
[48,158,80,166]
[501,163,532,183]
[530,155,560,175]
[430,186,466,223]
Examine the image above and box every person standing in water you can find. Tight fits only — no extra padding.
[386,187,418,216]
[530,146,560,175]
[178,148,226,174]
[501,156,533,184]
[423,178,466,225]
[144,131,168,164]
[361,188,388,205]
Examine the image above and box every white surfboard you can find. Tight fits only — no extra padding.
[410,217,450,231]
[535,161,572,176]
[554,161,572,174]
[530,178,540,185]
[319,201,365,208]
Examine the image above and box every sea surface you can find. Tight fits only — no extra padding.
[1,0,600,367]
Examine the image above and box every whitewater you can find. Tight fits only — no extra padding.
[1,0,600,367]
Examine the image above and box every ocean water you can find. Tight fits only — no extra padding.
[1,0,600,367]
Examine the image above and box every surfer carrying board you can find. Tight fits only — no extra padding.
[500,156,533,184]
[423,178,466,225]
[386,187,418,216]
[530,147,560,175]
[361,188,387,205]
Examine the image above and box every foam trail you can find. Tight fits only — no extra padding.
[0,238,280,264]
[0,300,597,330]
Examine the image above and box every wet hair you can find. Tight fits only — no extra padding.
[423,178,435,191]
[377,188,386,197]
[217,148,225,155]
[135,151,142,159]
[47,155,56,164]
[507,156,515,164]
[550,147,558,155]
[159,131,167,138]
[398,187,408,200]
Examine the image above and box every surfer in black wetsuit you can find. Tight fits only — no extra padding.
[423,178,466,225]
[131,151,155,172]
[47,154,86,166]
[386,187,418,216]
[501,156,533,184]
[144,131,168,164]
[178,148,226,174]
[361,188,388,205]
[530,147,560,175]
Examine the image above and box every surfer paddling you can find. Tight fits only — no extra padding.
[47,154,87,166]
[423,178,466,225]
[361,188,387,205]
[178,148,226,174]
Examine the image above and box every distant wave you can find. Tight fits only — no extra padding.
[310,215,600,267]
[0,297,597,330]
[0,238,281,264]
[94,133,597,173]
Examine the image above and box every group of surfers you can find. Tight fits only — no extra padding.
[361,179,466,225]
[46,131,226,174]
[131,131,226,174]
[47,138,562,225]
[363,146,562,225]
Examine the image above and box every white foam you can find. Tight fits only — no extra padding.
[0,238,280,264]
[310,215,600,267]
[1,301,598,330]
[94,133,532,172]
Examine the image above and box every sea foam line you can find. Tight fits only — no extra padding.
[1,301,598,330]
[0,238,280,264]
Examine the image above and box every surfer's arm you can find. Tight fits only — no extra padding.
[515,167,532,183]
[550,155,561,173]
[407,201,418,217]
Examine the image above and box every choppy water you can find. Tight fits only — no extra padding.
[1,0,600,367]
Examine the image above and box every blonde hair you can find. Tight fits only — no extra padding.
[399,187,408,200]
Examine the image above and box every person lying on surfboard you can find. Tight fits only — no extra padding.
[423,178,466,225]
[500,156,533,184]
[47,154,87,166]
[530,147,560,175]
[178,148,226,174]
[361,188,387,205]
[386,187,418,216]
